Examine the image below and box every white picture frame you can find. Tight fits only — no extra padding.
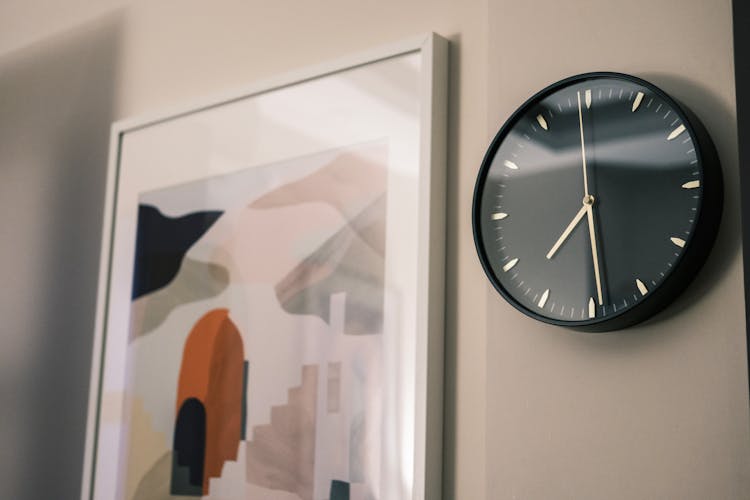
[81,33,448,500]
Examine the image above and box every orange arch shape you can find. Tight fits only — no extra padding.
[175,308,245,494]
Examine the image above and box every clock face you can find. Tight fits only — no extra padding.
[473,73,722,331]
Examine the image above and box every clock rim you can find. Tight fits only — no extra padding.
[472,71,723,332]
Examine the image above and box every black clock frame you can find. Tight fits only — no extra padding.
[472,72,723,332]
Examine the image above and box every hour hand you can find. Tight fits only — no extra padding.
[546,204,587,259]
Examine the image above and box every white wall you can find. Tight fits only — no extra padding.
[485,0,750,498]
[0,1,489,499]
[0,1,746,499]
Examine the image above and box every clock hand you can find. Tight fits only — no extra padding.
[546,203,587,259]
[577,90,590,197]
[586,202,604,305]
[577,90,604,305]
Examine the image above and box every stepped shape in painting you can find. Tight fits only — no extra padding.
[246,365,318,500]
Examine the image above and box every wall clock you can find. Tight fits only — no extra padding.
[473,72,723,332]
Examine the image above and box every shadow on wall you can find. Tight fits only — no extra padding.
[0,13,123,500]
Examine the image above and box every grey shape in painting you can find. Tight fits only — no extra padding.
[130,258,230,341]
[274,197,385,335]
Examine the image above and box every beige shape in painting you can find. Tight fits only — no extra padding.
[124,397,170,500]
[209,202,346,285]
[131,451,194,500]
[187,144,387,287]
[99,391,126,424]
[250,144,387,224]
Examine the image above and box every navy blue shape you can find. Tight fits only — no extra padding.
[132,204,222,299]
[171,397,206,495]
[330,480,350,500]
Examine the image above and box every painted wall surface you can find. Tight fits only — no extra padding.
[0,0,747,499]
[0,16,121,500]
[0,1,489,499]
[485,0,750,498]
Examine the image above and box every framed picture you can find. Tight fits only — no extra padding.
[81,33,448,500]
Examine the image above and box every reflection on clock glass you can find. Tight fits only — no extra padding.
[477,76,703,325]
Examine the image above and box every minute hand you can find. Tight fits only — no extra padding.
[578,90,591,196]
[577,90,603,306]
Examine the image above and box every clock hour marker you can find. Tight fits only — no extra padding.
[632,91,644,112]
[536,114,549,130]
[681,180,700,189]
[585,89,592,109]
[538,289,550,308]
[503,258,519,272]
[670,237,686,248]
[492,212,508,220]
[667,124,686,141]
[588,297,595,318]
[636,279,648,296]
[503,160,519,170]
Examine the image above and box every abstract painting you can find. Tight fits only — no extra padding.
[123,144,387,500]
[83,34,448,500]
